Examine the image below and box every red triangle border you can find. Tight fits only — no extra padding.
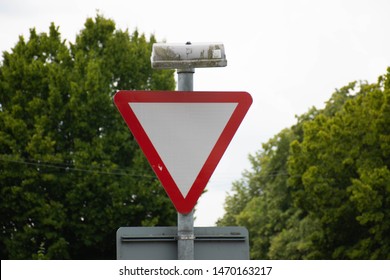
[114,91,252,214]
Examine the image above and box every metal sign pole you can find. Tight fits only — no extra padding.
[177,67,195,260]
[177,210,194,259]
[150,41,228,260]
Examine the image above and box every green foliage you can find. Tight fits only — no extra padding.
[0,15,176,259]
[289,73,390,259]
[219,128,307,259]
[219,68,390,259]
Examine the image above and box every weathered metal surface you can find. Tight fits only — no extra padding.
[151,42,227,69]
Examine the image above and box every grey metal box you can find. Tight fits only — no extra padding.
[117,226,249,260]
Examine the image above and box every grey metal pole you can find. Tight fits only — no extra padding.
[177,210,194,260]
[177,68,194,91]
[177,67,195,260]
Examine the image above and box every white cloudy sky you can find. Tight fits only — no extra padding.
[1,0,390,226]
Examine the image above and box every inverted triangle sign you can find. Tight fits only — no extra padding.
[114,91,252,214]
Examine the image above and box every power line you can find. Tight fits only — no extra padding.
[0,156,300,182]
[0,156,155,178]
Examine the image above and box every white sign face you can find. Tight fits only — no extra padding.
[113,90,252,214]
[129,102,237,197]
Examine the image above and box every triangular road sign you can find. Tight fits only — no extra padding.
[114,91,252,214]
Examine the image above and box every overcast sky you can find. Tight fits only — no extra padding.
[1,0,390,226]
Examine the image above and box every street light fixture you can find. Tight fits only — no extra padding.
[151,42,227,69]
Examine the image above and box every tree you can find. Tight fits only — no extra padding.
[0,15,176,259]
[219,68,390,259]
[289,71,390,259]
[219,126,324,259]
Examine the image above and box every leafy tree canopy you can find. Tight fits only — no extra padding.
[219,68,390,259]
[0,15,176,259]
